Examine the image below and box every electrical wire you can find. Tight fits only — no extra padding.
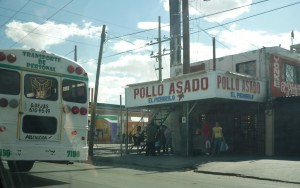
[0,0,32,28]
[9,0,75,47]
[190,1,300,35]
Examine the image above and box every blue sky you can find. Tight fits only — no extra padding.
[0,0,299,104]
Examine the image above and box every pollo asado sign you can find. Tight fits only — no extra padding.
[125,71,266,108]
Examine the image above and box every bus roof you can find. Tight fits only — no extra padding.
[0,48,88,81]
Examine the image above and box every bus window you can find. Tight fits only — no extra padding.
[0,68,20,95]
[22,115,57,135]
[62,79,87,103]
[24,74,58,101]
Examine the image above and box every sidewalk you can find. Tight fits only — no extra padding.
[91,144,300,184]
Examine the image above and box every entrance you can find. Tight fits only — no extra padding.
[233,113,265,155]
[195,102,265,155]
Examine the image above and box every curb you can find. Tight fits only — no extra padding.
[195,170,300,185]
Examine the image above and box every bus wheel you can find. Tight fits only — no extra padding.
[7,161,35,172]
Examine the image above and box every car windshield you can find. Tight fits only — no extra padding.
[1,1,300,188]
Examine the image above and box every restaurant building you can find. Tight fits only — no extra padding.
[125,45,300,156]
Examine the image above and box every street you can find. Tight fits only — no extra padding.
[1,160,299,188]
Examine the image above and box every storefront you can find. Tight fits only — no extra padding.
[125,70,266,156]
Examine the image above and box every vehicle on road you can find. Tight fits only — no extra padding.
[0,49,89,172]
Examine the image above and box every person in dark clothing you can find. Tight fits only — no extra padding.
[145,123,157,156]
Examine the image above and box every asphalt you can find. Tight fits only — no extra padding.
[91,144,300,184]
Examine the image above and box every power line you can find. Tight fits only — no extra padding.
[191,2,300,35]
[10,0,75,47]
[189,0,270,22]
[104,2,300,60]
[103,45,149,58]
[0,0,32,28]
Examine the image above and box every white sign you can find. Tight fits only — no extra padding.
[125,71,266,108]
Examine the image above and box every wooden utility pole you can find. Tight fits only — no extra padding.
[88,25,106,157]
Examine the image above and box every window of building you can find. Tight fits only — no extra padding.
[282,63,298,83]
[0,68,20,95]
[236,61,256,77]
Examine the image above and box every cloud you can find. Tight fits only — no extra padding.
[162,0,252,23]
[5,20,102,50]
[110,39,152,53]
[92,54,158,104]
[137,22,170,32]
[190,28,300,63]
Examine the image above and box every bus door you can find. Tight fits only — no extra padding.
[19,72,61,142]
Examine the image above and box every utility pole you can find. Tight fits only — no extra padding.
[158,16,162,81]
[88,25,106,157]
[74,45,77,62]
[213,37,216,71]
[169,0,181,67]
[148,16,170,81]
[182,0,190,74]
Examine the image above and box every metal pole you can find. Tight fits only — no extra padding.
[126,108,129,154]
[158,16,162,81]
[186,102,189,157]
[74,45,77,62]
[120,95,123,156]
[88,25,106,157]
[213,37,216,71]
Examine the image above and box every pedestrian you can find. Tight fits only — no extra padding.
[128,132,132,144]
[133,125,142,146]
[145,123,157,156]
[164,126,173,154]
[155,126,164,155]
[211,122,224,155]
[202,120,211,155]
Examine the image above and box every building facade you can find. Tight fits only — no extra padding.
[125,46,300,156]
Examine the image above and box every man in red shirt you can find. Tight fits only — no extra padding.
[202,120,211,155]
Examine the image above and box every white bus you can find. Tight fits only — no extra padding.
[0,49,89,172]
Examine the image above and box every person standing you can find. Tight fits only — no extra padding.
[164,126,173,154]
[202,120,211,155]
[145,123,157,156]
[211,122,224,155]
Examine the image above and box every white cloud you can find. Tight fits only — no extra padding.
[163,0,252,23]
[110,39,152,53]
[190,0,252,22]
[190,28,300,63]
[5,20,102,50]
[137,22,170,32]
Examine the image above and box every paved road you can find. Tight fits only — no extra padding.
[1,160,299,188]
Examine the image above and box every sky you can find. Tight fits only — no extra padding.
[0,0,299,105]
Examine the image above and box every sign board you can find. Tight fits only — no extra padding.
[125,71,266,108]
[269,54,300,97]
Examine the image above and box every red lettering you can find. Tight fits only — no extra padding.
[146,87,151,97]
[158,84,164,95]
[176,81,183,93]
[217,76,221,88]
[169,83,175,94]
[151,85,157,97]
[201,77,208,90]
[222,77,226,89]
[134,88,139,99]
[192,79,199,91]
[184,80,191,93]
[140,87,145,98]
[236,79,239,90]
